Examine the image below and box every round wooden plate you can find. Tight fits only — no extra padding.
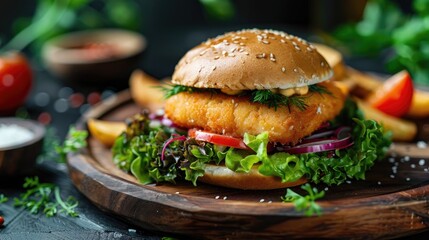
[68,90,429,239]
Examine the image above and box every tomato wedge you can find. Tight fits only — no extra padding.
[366,70,414,117]
[188,129,249,150]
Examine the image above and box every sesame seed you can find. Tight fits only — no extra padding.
[419,159,426,166]
[292,41,297,46]
[269,36,276,40]
[346,180,351,184]
[244,52,249,55]
[390,174,395,178]
[214,56,220,60]
[406,177,411,181]
[215,196,220,199]
[321,62,325,67]
[289,125,294,130]
[238,48,244,52]
[280,39,286,43]
[281,67,286,73]
[324,187,329,191]
[295,46,301,51]
[404,156,410,162]
[199,50,207,56]
[223,196,228,200]
[233,40,239,44]
[316,106,322,114]
[262,40,270,44]
[307,47,313,52]
[417,141,428,148]
[293,68,298,73]
[222,51,228,56]
[231,47,237,53]
[377,181,382,185]
[212,66,217,71]
[268,201,272,204]
[256,53,266,59]
[241,36,247,40]
[239,43,245,46]
[411,164,416,168]
[175,191,180,194]
[259,199,265,203]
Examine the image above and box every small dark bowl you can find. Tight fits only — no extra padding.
[0,118,45,176]
[42,29,146,87]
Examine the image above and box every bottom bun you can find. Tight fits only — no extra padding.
[199,164,308,190]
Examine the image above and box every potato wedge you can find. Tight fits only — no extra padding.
[130,70,165,112]
[356,99,417,142]
[87,119,126,147]
[407,90,429,118]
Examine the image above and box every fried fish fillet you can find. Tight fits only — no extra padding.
[165,81,345,144]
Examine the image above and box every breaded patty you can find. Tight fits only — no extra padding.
[165,81,345,144]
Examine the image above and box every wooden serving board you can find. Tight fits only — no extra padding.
[68,90,429,239]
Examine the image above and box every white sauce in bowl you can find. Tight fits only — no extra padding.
[0,124,34,148]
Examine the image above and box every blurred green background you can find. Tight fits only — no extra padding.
[2,0,428,86]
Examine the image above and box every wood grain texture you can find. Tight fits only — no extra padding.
[68,90,429,239]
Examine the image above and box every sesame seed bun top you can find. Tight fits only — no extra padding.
[172,29,333,90]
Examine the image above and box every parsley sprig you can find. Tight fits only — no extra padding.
[13,177,78,217]
[282,184,325,217]
[55,127,88,163]
[0,194,8,204]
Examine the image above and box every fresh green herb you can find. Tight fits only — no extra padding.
[55,127,88,163]
[162,84,330,111]
[309,84,332,96]
[13,177,78,217]
[161,85,195,99]
[1,0,141,54]
[333,0,429,86]
[0,194,8,204]
[251,90,308,111]
[282,184,325,217]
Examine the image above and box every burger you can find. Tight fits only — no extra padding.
[112,29,391,190]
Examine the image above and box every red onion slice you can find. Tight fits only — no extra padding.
[286,126,354,154]
[161,135,186,161]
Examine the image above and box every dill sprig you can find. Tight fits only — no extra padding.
[161,84,331,111]
[251,90,308,111]
[160,84,219,98]
[309,84,332,96]
[160,85,195,99]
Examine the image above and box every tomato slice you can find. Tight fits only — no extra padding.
[366,70,414,117]
[188,129,249,150]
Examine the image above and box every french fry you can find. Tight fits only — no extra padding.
[129,70,165,112]
[87,119,126,147]
[356,99,417,142]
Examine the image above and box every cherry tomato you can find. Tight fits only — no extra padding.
[0,52,32,114]
[366,70,414,117]
[0,215,4,226]
[188,129,249,150]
